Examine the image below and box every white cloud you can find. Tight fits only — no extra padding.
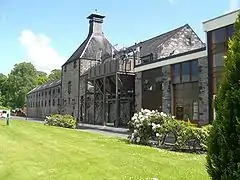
[18,29,65,73]
[228,0,240,12]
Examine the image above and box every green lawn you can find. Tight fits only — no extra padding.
[0,120,209,180]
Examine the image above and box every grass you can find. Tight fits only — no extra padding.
[0,120,209,180]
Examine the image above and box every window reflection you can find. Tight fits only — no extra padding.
[212,27,226,43]
[172,60,198,84]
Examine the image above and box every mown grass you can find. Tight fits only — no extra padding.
[0,120,209,180]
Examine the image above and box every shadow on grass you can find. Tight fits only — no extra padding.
[116,137,206,154]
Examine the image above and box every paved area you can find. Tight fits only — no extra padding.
[11,116,128,138]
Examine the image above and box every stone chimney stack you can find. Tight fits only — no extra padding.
[87,12,105,36]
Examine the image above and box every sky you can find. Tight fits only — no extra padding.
[0,0,239,75]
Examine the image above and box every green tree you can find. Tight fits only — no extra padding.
[48,69,61,82]
[7,62,37,108]
[0,73,7,106]
[206,13,240,179]
[37,71,48,85]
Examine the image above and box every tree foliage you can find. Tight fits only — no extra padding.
[48,69,61,82]
[206,13,240,179]
[37,71,48,85]
[0,73,7,106]
[6,62,38,108]
[0,62,61,109]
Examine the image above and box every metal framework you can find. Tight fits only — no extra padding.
[79,49,137,127]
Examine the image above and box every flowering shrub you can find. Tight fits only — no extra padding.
[128,109,212,152]
[44,114,76,129]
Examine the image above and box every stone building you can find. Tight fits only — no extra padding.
[26,79,61,118]
[26,10,239,126]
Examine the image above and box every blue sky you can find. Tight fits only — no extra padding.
[0,0,239,75]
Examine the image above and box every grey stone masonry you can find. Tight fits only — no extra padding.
[26,81,61,119]
[157,25,205,59]
[161,65,172,114]
[198,56,209,125]
[61,60,79,118]
[135,72,142,112]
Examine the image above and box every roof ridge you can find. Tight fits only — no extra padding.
[62,35,92,66]
[134,24,188,46]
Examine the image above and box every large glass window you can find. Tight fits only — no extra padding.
[191,60,198,81]
[172,60,198,84]
[172,64,180,84]
[210,24,235,94]
[227,25,234,39]
[212,27,226,43]
[213,53,225,67]
[182,62,190,82]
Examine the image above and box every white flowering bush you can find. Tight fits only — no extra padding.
[128,108,212,152]
[128,109,171,145]
[44,114,76,129]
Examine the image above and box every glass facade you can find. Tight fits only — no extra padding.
[209,24,235,94]
[172,59,199,84]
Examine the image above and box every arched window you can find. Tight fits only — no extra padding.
[68,81,72,94]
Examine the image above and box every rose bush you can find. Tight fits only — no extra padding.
[128,109,212,152]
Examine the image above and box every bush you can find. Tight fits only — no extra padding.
[206,13,240,179]
[128,109,212,152]
[128,109,166,145]
[44,114,76,129]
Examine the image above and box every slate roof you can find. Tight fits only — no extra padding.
[129,24,189,57]
[63,36,90,66]
[27,79,61,94]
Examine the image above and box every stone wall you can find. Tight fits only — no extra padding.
[157,25,205,59]
[198,56,209,125]
[161,65,172,114]
[135,72,142,112]
[61,60,79,118]
[27,84,61,119]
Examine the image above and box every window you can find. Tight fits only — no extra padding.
[53,89,55,95]
[68,81,72,94]
[49,90,51,95]
[53,99,55,106]
[45,100,47,107]
[172,60,198,84]
[64,65,67,72]
[57,98,60,105]
[73,60,77,68]
[45,92,47,97]
[191,60,198,81]
[41,100,43,107]
[68,98,71,104]
[172,64,180,84]
[49,100,51,106]
[141,54,153,64]
[58,88,60,94]
[42,92,44,96]
[182,62,190,83]
[227,25,234,39]
[213,27,226,43]
[213,53,225,67]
